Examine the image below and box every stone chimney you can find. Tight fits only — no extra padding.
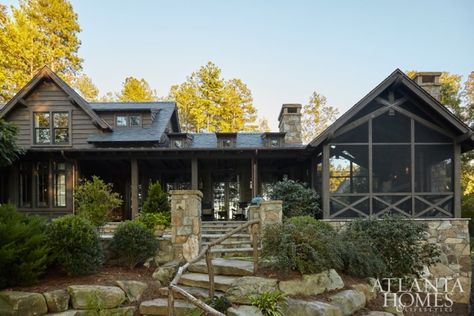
[278,104,302,145]
[413,72,442,101]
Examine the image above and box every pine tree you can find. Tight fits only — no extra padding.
[72,74,99,101]
[117,77,157,102]
[302,91,339,143]
[141,182,170,213]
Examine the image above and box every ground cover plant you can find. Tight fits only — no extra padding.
[250,290,286,316]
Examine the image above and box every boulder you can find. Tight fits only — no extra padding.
[0,291,48,316]
[152,260,181,287]
[284,298,342,316]
[139,298,195,316]
[67,285,126,309]
[225,276,278,304]
[45,311,78,316]
[98,306,135,316]
[279,269,344,296]
[352,283,376,301]
[227,305,263,316]
[329,289,366,316]
[115,280,147,303]
[43,290,70,312]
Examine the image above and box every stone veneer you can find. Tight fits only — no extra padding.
[248,200,283,226]
[170,190,202,262]
[324,218,472,304]
[278,104,302,145]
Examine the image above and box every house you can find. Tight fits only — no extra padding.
[0,67,473,220]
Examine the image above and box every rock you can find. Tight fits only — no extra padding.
[227,305,263,316]
[99,306,135,316]
[352,283,376,301]
[189,258,254,276]
[139,298,195,316]
[152,260,181,287]
[45,311,78,316]
[0,291,48,316]
[225,276,278,304]
[179,273,238,292]
[279,269,344,296]
[329,289,366,316]
[154,239,174,265]
[364,312,395,316]
[43,290,70,313]
[67,285,126,309]
[115,280,147,303]
[284,298,342,316]
[383,305,404,316]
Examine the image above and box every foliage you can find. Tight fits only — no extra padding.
[72,74,99,101]
[0,0,82,101]
[168,61,258,132]
[137,211,171,230]
[46,215,103,275]
[0,119,24,167]
[110,221,158,270]
[142,181,170,213]
[74,176,123,227]
[270,178,321,218]
[257,117,271,132]
[117,76,156,102]
[250,291,286,316]
[84,290,106,315]
[207,296,232,314]
[342,216,440,278]
[302,91,339,143]
[262,218,342,274]
[0,204,50,288]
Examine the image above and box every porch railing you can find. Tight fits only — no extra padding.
[167,219,261,316]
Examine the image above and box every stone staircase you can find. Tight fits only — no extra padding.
[139,258,254,315]
[201,221,258,258]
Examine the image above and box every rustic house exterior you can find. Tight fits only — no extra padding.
[0,67,473,221]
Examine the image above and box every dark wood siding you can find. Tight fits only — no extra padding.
[4,81,100,149]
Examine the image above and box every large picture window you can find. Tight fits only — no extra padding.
[34,112,70,145]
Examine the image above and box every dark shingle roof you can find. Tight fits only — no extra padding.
[89,102,175,111]
[188,133,301,149]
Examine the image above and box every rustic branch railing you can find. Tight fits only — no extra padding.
[167,219,261,316]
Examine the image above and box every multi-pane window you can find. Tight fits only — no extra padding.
[130,115,141,126]
[34,112,69,144]
[116,116,128,126]
[53,162,67,207]
[115,114,142,127]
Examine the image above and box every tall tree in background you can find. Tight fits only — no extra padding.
[302,91,339,143]
[0,120,24,166]
[169,61,258,132]
[0,0,82,101]
[72,74,99,101]
[117,77,157,102]
[257,117,271,132]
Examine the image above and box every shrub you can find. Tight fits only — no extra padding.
[46,215,103,275]
[74,176,123,227]
[0,204,50,288]
[110,221,159,269]
[342,216,440,278]
[207,296,232,313]
[338,236,387,278]
[137,211,170,230]
[142,181,170,213]
[250,291,286,316]
[270,178,320,218]
[262,217,342,274]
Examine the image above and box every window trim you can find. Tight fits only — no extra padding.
[31,110,72,146]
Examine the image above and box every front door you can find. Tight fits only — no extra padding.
[212,173,240,220]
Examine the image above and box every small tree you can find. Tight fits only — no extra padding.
[74,176,122,227]
[141,181,170,213]
[270,178,320,218]
[0,119,24,167]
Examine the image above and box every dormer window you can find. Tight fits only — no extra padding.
[270,138,280,147]
[130,115,141,126]
[169,133,192,148]
[222,139,232,148]
[261,132,284,148]
[115,114,142,127]
[173,140,184,148]
[217,134,236,148]
[116,116,128,126]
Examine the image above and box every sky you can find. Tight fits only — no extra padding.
[5,0,474,129]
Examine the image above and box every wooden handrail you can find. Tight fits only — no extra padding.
[167,219,261,316]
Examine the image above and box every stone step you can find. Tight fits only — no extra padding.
[202,220,247,225]
[158,285,224,300]
[202,241,252,249]
[178,273,239,291]
[139,298,196,316]
[188,258,254,276]
[202,233,251,239]
[210,247,261,254]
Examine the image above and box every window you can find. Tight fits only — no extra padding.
[130,115,141,126]
[34,112,69,145]
[173,139,184,148]
[116,116,128,126]
[53,162,67,207]
[268,138,280,147]
[221,139,234,148]
[36,162,49,207]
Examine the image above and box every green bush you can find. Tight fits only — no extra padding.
[137,211,170,230]
[0,204,50,288]
[338,236,387,278]
[110,221,159,269]
[270,179,320,218]
[342,216,440,278]
[250,291,286,316]
[46,215,103,275]
[74,176,123,227]
[142,181,170,213]
[262,217,342,274]
[207,296,232,313]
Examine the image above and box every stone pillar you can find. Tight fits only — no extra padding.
[170,190,202,262]
[278,104,302,145]
[248,200,283,226]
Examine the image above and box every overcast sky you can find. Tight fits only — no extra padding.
[5,0,474,129]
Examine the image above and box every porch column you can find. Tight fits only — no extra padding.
[131,158,139,219]
[191,158,198,190]
[454,144,461,218]
[251,157,259,197]
[322,144,330,218]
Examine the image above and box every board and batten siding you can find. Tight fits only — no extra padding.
[4,81,101,149]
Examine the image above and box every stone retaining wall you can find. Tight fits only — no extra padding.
[324,218,472,304]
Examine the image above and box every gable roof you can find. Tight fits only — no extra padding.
[0,66,111,130]
[308,69,474,150]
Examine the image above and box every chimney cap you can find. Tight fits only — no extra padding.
[278,103,302,122]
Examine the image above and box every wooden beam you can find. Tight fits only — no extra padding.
[131,159,139,219]
[454,144,461,218]
[191,158,198,190]
[251,157,258,197]
[322,144,330,218]
[368,119,373,215]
